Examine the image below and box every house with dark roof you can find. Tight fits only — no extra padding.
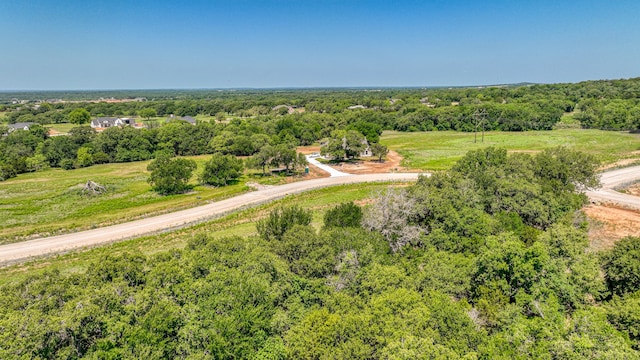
[90,117,135,129]
[7,122,36,132]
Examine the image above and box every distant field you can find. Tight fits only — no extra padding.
[44,123,76,133]
[381,129,640,170]
[0,182,398,284]
[0,155,252,243]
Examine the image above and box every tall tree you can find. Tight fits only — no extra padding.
[320,130,367,160]
[200,153,243,186]
[147,154,197,195]
[68,108,91,124]
[370,143,389,162]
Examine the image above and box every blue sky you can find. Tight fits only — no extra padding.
[1,0,638,90]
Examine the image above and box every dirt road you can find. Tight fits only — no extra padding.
[587,165,640,210]
[1,165,638,266]
[0,173,422,265]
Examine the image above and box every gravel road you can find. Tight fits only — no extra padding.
[1,165,638,266]
[587,165,640,211]
[0,173,422,265]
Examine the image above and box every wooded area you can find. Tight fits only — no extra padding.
[1,78,640,358]
[2,78,640,182]
[1,147,639,358]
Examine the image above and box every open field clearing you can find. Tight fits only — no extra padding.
[43,122,76,133]
[0,182,399,285]
[0,156,252,243]
[381,129,640,170]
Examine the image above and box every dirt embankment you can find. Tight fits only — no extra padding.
[585,172,640,250]
[585,205,640,250]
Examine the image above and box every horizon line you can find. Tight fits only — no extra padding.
[0,83,541,93]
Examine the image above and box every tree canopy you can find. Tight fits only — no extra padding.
[200,153,243,186]
[147,154,197,195]
[1,147,639,358]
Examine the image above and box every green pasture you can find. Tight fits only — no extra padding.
[381,129,640,170]
[44,123,76,133]
[0,182,400,285]
[0,155,252,243]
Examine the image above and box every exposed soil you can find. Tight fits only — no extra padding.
[334,151,413,174]
[627,183,640,196]
[297,146,414,175]
[290,164,329,180]
[584,204,640,251]
[297,145,322,154]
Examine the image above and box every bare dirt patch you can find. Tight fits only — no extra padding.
[297,147,415,175]
[336,151,409,174]
[627,183,640,196]
[304,163,331,179]
[298,146,321,154]
[315,151,415,175]
[584,204,640,250]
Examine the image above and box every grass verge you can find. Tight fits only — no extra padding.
[0,182,404,285]
[0,156,251,243]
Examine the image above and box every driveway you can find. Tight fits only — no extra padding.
[306,155,351,177]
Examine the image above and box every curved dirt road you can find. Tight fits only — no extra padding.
[1,165,638,266]
[0,173,422,265]
[587,165,640,210]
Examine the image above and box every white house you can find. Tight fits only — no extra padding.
[90,117,135,129]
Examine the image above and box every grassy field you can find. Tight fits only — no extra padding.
[0,155,255,243]
[44,123,77,133]
[0,182,400,285]
[381,129,640,170]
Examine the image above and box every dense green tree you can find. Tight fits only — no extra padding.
[200,153,243,186]
[534,146,600,193]
[0,161,17,181]
[323,201,363,228]
[607,291,640,350]
[147,154,197,195]
[347,120,383,143]
[42,136,78,167]
[76,146,94,167]
[321,130,367,160]
[67,108,91,124]
[138,107,157,121]
[247,145,276,175]
[602,236,640,296]
[256,205,313,241]
[68,125,96,145]
[25,153,48,172]
[370,143,389,162]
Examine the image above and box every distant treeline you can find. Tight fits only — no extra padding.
[0,116,338,180]
[2,77,640,131]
